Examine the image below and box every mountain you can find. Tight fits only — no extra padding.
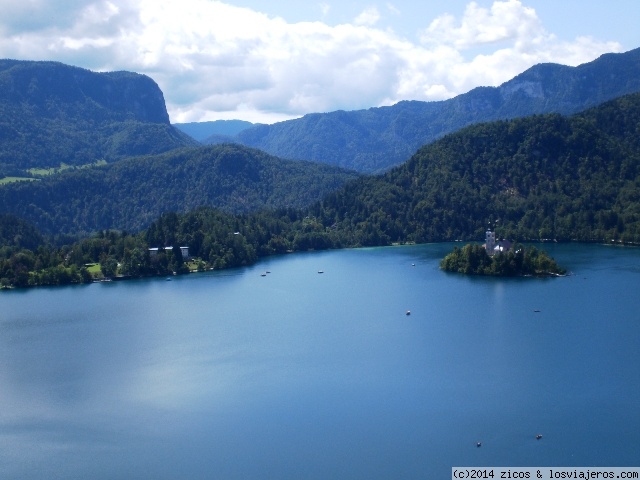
[4,92,640,288]
[0,59,197,174]
[308,92,640,244]
[174,120,255,142]
[0,144,360,237]
[233,47,640,173]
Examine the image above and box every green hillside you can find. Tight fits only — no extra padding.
[235,48,640,173]
[310,93,640,244]
[0,144,360,237]
[0,60,197,175]
[3,92,640,288]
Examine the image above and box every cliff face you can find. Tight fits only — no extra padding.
[0,60,170,124]
[0,60,195,170]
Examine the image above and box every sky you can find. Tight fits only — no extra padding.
[0,1,638,124]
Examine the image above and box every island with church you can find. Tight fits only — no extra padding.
[439,228,567,277]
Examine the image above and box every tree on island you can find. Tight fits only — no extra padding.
[440,243,566,276]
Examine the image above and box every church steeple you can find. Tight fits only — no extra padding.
[485,226,496,255]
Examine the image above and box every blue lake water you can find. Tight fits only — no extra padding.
[1,243,639,479]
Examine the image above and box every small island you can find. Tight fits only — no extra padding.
[440,229,566,277]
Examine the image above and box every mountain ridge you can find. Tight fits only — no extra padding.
[3,91,640,287]
[0,59,170,124]
[0,143,360,237]
[230,48,640,173]
[0,59,197,172]
[307,91,640,244]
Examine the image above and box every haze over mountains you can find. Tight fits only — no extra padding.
[174,120,255,142]
[193,48,640,173]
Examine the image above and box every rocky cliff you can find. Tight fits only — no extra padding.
[0,60,195,171]
[0,59,169,123]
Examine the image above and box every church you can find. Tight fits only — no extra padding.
[483,228,512,256]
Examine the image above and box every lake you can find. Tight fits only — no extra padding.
[1,243,639,479]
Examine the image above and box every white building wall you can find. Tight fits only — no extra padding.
[485,229,496,254]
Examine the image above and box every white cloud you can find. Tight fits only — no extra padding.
[0,0,623,123]
[319,2,331,18]
[354,6,381,26]
[386,3,401,16]
[420,0,543,49]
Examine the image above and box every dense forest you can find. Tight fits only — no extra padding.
[308,92,640,245]
[0,208,305,287]
[440,243,566,276]
[0,144,360,237]
[5,90,640,243]
[0,60,197,175]
[232,48,640,173]
[2,92,640,288]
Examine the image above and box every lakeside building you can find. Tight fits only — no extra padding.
[483,228,512,256]
[148,246,190,259]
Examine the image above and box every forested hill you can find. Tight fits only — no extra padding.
[3,93,640,288]
[233,47,640,173]
[309,92,640,245]
[0,144,360,237]
[0,60,197,173]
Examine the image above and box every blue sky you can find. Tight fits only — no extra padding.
[229,1,639,53]
[0,0,637,124]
